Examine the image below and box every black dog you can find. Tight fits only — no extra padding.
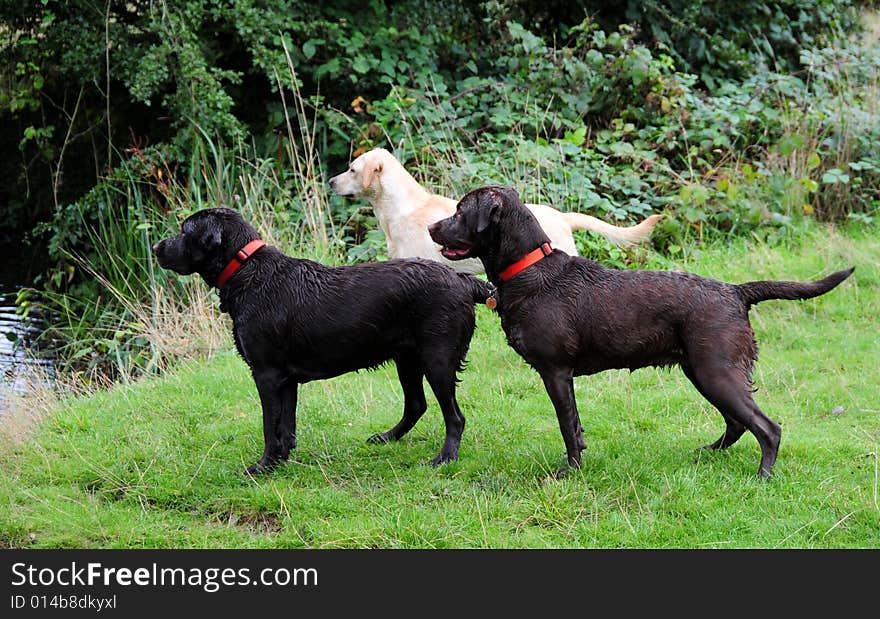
[428,186,854,478]
[154,207,491,475]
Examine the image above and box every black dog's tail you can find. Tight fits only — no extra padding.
[736,267,855,308]
[460,274,494,305]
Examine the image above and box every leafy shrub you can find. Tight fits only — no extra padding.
[624,0,861,88]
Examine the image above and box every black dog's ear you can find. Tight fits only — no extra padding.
[199,227,221,250]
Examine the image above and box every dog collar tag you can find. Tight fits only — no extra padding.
[486,297,497,310]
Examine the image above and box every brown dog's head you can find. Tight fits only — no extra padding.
[428,186,511,260]
[152,207,260,286]
[428,185,540,261]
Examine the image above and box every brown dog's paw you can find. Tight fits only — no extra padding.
[366,432,392,445]
[551,455,582,479]
[552,466,574,479]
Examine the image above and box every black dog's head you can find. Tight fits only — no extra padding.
[153,207,260,286]
[428,185,522,261]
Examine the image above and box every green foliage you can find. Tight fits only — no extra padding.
[0,0,485,230]
[3,1,875,236]
[625,0,861,88]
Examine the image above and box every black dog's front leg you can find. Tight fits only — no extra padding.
[247,369,297,476]
[540,369,586,476]
[278,380,298,455]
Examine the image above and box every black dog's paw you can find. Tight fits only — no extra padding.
[366,432,392,445]
[757,467,774,480]
[244,462,272,477]
[552,465,584,479]
[244,455,286,477]
[430,452,458,467]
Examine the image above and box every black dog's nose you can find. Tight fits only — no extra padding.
[427,222,440,235]
[152,242,161,254]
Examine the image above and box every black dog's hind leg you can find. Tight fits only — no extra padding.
[247,369,297,476]
[424,362,465,466]
[540,369,587,476]
[368,354,427,444]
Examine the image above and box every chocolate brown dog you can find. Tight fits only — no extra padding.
[428,186,854,478]
[154,207,492,475]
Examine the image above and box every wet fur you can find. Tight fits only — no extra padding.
[428,186,854,478]
[154,207,491,475]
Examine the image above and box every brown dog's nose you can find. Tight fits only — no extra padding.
[328,177,336,188]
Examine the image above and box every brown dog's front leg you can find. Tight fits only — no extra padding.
[540,369,586,476]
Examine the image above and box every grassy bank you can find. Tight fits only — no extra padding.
[1,223,878,548]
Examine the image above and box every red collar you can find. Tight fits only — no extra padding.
[215,239,266,288]
[499,242,553,282]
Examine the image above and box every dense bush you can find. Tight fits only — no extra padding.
[2,1,872,234]
[0,0,486,232]
[344,18,879,255]
[624,0,860,87]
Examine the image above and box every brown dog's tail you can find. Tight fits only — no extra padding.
[736,267,855,307]
[560,212,664,247]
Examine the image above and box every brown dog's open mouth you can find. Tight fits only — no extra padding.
[440,246,473,260]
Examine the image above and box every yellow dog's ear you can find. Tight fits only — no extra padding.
[362,159,383,190]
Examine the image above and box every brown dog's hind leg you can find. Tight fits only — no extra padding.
[368,354,428,445]
[540,369,586,476]
[685,363,781,478]
[682,365,746,450]
[702,420,746,450]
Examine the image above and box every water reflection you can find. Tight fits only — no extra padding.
[0,243,55,413]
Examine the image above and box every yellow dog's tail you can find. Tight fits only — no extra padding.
[560,213,664,247]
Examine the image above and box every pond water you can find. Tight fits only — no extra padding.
[0,237,55,413]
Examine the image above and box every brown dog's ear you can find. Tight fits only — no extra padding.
[495,186,522,207]
[476,188,505,233]
[362,159,383,190]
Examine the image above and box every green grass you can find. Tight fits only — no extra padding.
[1,224,878,548]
